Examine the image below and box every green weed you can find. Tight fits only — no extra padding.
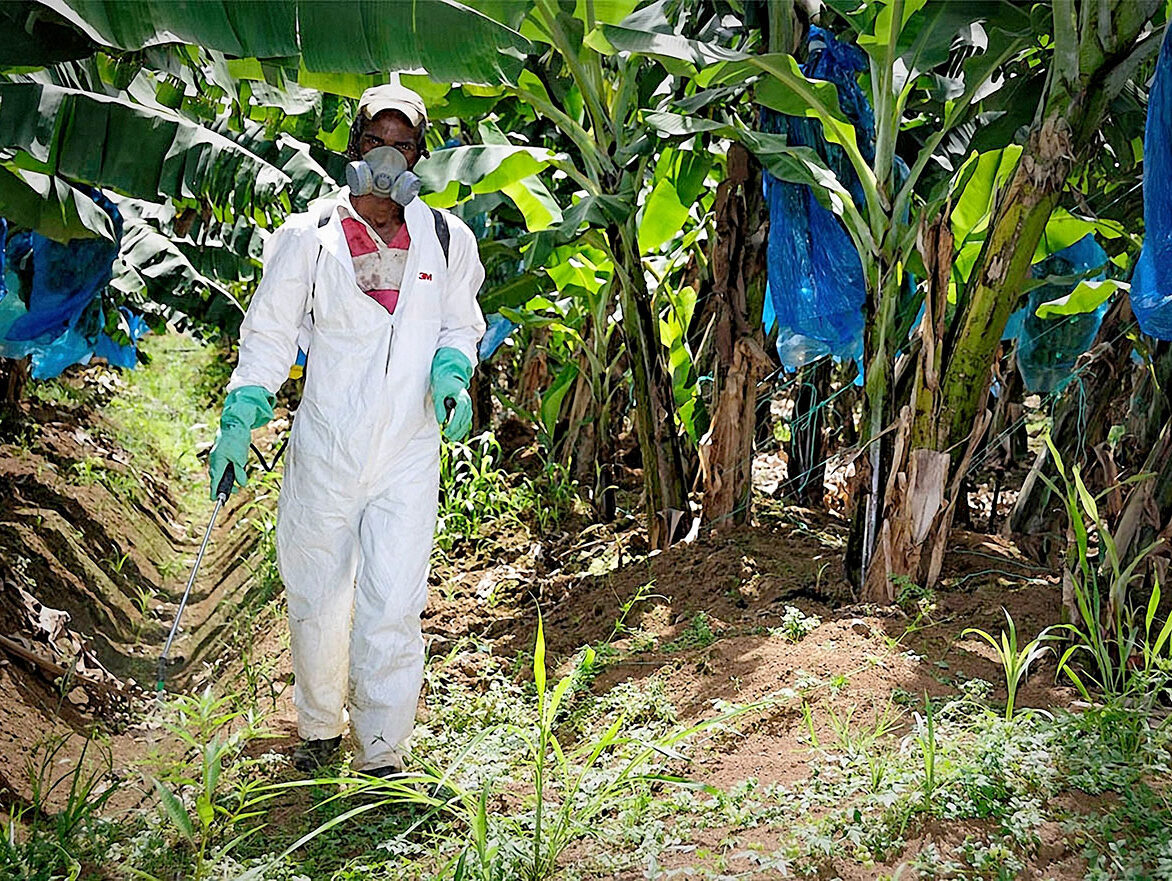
[662,612,716,653]
[771,605,821,643]
[102,333,227,516]
[140,687,275,881]
[68,456,141,502]
[69,457,101,486]
[28,378,92,409]
[963,609,1054,720]
[0,735,119,881]
[437,433,521,552]
[645,696,1172,878]
[245,618,764,881]
[237,468,283,600]
[436,433,578,555]
[155,556,185,582]
[894,574,937,618]
[1040,435,1172,707]
[106,552,131,575]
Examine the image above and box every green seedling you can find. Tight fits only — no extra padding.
[963,609,1054,720]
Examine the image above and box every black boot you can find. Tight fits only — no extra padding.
[360,763,402,779]
[292,736,342,772]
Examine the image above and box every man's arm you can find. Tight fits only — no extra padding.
[228,222,316,396]
[209,220,316,497]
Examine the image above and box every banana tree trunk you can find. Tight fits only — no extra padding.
[1,357,28,407]
[611,226,691,548]
[785,360,831,506]
[1124,340,1172,466]
[861,138,1062,600]
[564,342,617,521]
[861,215,967,599]
[701,144,770,528]
[854,0,1158,599]
[861,99,1129,597]
[1113,416,1172,565]
[846,256,902,591]
[1110,341,1172,571]
[934,0,1160,457]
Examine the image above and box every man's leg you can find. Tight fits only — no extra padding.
[277,475,361,744]
[349,434,440,772]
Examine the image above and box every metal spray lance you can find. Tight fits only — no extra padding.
[155,462,236,695]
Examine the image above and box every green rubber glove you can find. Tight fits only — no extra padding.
[208,385,275,499]
[430,347,474,441]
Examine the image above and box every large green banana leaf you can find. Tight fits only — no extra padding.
[214,119,338,212]
[181,214,267,283]
[111,220,246,334]
[36,0,531,85]
[416,144,559,194]
[469,120,562,231]
[0,81,290,213]
[417,144,563,230]
[0,165,116,241]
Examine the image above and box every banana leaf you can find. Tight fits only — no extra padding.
[214,118,338,212]
[0,165,115,241]
[0,80,289,212]
[417,145,561,225]
[36,0,530,85]
[0,1,98,68]
[111,220,245,334]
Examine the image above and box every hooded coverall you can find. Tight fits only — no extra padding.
[226,191,486,770]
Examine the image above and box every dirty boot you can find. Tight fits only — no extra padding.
[360,763,403,779]
[292,736,342,772]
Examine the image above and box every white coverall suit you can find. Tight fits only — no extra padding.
[226,191,486,770]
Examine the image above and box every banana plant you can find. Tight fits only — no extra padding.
[0,80,291,214]
[490,0,744,547]
[499,245,625,500]
[606,1,1045,578]
[0,165,116,241]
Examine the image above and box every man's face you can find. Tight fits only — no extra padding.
[359,111,421,170]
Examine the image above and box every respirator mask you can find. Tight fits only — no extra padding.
[345,146,421,206]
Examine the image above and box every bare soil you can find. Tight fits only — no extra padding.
[0,383,1133,878]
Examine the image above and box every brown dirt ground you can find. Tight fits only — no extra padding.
[0,390,1140,878]
[0,368,281,812]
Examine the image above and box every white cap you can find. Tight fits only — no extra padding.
[357,84,428,127]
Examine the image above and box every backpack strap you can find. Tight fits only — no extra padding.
[430,206,450,264]
[305,202,333,346]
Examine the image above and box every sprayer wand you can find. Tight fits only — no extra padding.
[155,462,235,696]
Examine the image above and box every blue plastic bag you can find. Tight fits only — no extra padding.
[92,308,149,370]
[1014,234,1109,393]
[762,26,871,369]
[1131,25,1172,338]
[1,189,149,376]
[479,312,516,361]
[6,191,122,344]
[30,328,94,379]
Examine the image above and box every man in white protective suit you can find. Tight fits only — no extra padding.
[207,84,486,776]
